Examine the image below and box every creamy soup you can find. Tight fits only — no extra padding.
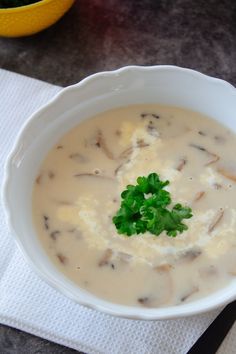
[32,104,236,307]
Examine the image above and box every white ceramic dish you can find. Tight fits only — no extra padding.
[3,66,236,320]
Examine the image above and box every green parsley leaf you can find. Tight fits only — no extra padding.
[112,173,193,237]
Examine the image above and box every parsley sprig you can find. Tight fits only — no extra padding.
[113,173,193,237]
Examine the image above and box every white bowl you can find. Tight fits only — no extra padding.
[3,66,236,320]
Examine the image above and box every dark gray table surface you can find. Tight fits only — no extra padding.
[0,0,235,353]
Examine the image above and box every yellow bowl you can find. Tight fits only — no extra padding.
[0,0,75,37]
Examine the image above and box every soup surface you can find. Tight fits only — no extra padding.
[33,104,236,307]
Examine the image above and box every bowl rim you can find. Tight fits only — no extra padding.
[3,65,236,320]
[0,0,67,13]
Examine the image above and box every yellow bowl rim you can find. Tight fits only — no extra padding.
[0,0,61,13]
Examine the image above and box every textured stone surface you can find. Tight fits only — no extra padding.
[0,0,235,353]
[0,0,235,87]
[0,325,80,353]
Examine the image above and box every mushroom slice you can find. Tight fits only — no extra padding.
[193,191,205,203]
[154,264,173,272]
[118,140,149,160]
[118,146,133,160]
[141,113,160,119]
[56,253,68,265]
[198,131,207,136]
[36,174,43,185]
[95,130,114,160]
[213,183,222,190]
[114,162,126,176]
[115,142,150,175]
[55,200,74,206]
[205,153,220,166]
[217,167,236,183]
[48,170,55,179]
[98,249,113,267]
[74,173,115,181]
[189,143,220,166]
[136,139,150,148]
[179,248,202,262]
[50,230,60,240]
[180,286,199,302]
[176,158,187,172]
[69,153,88,163]
[208,209,224,233]
[43,215,50,230]
[137,297,152,307]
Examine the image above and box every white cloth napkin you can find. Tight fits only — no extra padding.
[0,68,235,354]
